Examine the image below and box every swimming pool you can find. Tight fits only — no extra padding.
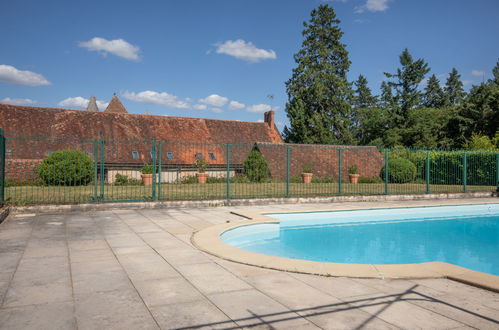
[221,204,499,276]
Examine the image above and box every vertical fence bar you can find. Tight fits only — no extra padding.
[93,140,98,201]
[384,150,389,195]
[157,142,162,200]
[286,146,291,198]
[425,151,430,194]
[463,152,467,193]
[151,139,157,201]
[496,153,499,190]
[0,129,5,205]
[99,136,105,201]
[338,148,343,196]
[226,144,231,200]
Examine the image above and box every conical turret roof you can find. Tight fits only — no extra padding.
[86,96,99,111]
[105,95,128,113]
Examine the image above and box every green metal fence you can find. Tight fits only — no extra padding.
[0,132,497,205]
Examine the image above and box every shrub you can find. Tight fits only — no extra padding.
[301,162,314,173]
[141,164,153,174]
[243,149,269,183]
[180,175,198,184]
[311,176,335,183]
[358,176,382,184]
[348,164,358,175]
[231,175,250,183]
[381,158,416,183]
[194,158,209,173]
[115,173,129,185]
[37,150,94,186]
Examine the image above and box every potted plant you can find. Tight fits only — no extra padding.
[348,164,360,184]
[195,158,209,184]
[141,164,153,186]
[301,162,314,184]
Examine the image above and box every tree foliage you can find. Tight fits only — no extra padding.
[284,4,355,145]
[282,5,497,150]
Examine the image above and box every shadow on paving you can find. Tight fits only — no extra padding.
[173,285,499,330]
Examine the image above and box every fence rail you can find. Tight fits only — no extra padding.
[0,132,497,205]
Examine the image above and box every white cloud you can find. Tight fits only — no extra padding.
[246,103,272,113]
[79,37,140,61]
[228,100,245,110]
[355,0,391,13]
[198,94,228,107]
[123,90,190,109]
[1,97,37,105]
[58,96,108,110]
[471,70,485,77]
[215,39,277,63]
[0,64,50,86]
[193,104,207,110]
[211,107,223,113]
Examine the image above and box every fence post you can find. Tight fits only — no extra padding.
[463,152,467,193]
[496,153,499,190]
[425,151,430,194]
[226,144,231,200]
[93,140,99,201]
[286,146,291,198]
[338,148,343,196]
[384,150,389,195]
[151,139,157,201]
[0,129,5,205]
[99,136,105,201]
[157,142,162,200]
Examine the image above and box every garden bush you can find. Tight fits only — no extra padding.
[37,150,94,186]
[358,176,383,184]
[243,149,269,183]
[381,158,416,183]
[115,173,129,185]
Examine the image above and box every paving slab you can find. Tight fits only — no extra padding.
[0,301,76,330]
[149,299,237,329]
[208,289,320,329]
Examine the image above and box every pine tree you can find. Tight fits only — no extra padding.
[490,60,499,85]
[384,49,430,116]
[284,4,355,144]
[444,68,465,106]
[354,75,377,109]
[423,74,446,108]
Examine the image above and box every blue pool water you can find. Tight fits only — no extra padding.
[221,204,499,276]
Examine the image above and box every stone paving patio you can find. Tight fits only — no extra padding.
[0,198,498,329]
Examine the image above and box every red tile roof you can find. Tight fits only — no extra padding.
[0,103,283,144]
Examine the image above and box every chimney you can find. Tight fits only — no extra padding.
[264,110,275,128]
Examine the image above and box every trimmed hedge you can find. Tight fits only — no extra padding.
[38,150,94,186]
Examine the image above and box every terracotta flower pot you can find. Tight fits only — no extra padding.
[302,173,313,184]
[141,174,153,186]
[349,173,360,184]
[197,172,208,184]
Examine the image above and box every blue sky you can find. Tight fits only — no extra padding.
[1,0,498,130]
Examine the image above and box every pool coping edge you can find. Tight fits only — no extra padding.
[192,201,499,293]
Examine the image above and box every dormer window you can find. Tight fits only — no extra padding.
[195,152,204,160]
[208,152,216,160]
[166,152,174,160]
[132,151,139,159]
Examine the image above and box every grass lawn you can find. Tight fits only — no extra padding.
[4,182,495,204]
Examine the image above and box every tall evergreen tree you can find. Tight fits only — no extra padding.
[354,75,377,109]
[283,4,355,144]
[423,74,446,108]
[444,68,465,106]
[384,49,430,117]
[490,60,499,85]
